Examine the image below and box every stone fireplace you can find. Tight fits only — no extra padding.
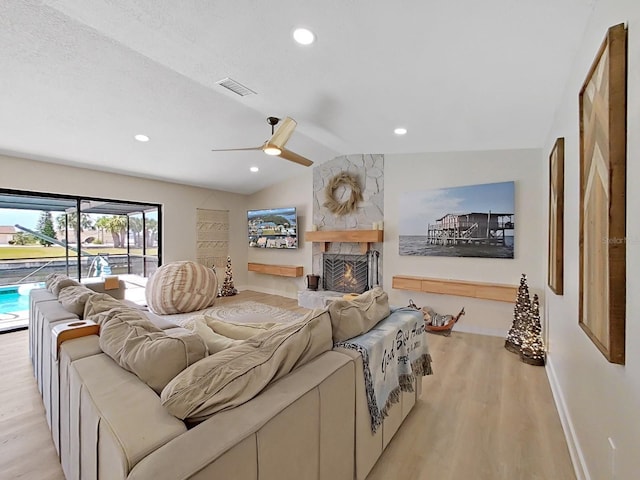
[298,154,385,309]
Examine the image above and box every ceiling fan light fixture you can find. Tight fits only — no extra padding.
[134,134,150,142]
[293,28,315,45]
[264,146,282,156]
[394,127,408,135]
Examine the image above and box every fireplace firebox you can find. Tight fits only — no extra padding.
[322,251,379,293]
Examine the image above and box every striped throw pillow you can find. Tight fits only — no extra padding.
[146,261,219,315]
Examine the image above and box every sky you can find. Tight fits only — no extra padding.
[398,181,515,235]
[0,209,44,230]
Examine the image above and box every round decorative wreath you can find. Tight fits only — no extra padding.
[323,172,363,215]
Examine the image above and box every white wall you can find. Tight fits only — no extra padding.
[246,168,313,298]
[384,149,545,336]
[544,1,640,479]
[0,154,249,285]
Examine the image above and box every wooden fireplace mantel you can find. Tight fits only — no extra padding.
[305,229,383,254]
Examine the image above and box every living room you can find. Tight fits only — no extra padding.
[1,1,640,479]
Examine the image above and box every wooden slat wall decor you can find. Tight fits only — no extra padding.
[392,275,518,303]
[196,209,229,269]
[578,23,627,364]
[548,137,565,295]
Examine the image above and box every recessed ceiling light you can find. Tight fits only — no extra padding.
[250,166,259,173]
[293,28,316,45]
[134,134,150,142]
[394,127,407,135]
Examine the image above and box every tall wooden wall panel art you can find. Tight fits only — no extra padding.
[548,138,564,295]
[196,209,229,270]
[578,23,627,364]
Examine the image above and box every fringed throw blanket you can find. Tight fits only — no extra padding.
[335,307,433,433]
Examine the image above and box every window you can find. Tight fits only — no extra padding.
[0,189,162,287]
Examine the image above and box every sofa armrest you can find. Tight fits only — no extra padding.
[127,351,355,480]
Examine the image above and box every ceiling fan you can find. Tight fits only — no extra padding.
[211,116,313,167]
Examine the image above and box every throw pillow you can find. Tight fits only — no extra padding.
[183,315,243,354]
[48,275,81,297]
[99,307,207,394]
[160,308,332,422]
[145,261,219,315]
[205,316,278,340]
[84,293,125,322]
[328,287,391,342]
[57,285,95,317]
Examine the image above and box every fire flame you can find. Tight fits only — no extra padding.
[341,264,359,288]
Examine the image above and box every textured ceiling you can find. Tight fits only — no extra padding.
[0,0,594,194]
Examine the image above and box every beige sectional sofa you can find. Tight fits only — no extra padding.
[30,279,424,480]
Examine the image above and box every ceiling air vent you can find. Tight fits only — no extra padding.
[215,77,257,96]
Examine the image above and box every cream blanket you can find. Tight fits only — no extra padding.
[335,307,432,433]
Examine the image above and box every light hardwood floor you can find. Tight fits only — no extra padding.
[0,291,575,480]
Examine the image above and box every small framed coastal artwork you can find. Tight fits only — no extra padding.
[548,138,564,295]
[399,181,515,259]
[578,23,627,365]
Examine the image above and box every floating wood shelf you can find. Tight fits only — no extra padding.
[392,275,518,303]
[247,262,303,278]
[305,229,383,254]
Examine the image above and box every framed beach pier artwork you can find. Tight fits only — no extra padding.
[399,181,515,259]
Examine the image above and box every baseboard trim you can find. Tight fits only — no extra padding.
[546,355,590,480]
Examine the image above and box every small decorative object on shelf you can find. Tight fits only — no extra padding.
[505,273,531,354]
[219,256,238,297]
[520,294,546,366]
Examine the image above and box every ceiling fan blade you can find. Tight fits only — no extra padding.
[211,146,262,152]
[279,147,313,167]
[269,117,297,149]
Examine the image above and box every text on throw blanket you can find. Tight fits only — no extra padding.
[381,322,425,380]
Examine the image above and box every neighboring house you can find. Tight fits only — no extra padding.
[0,225,16,244]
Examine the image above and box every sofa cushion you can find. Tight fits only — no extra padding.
[57,285,95,317]
[99,307,207,394]
[328,287,391,342]
[145,261,219,315]
[160,308,332,422]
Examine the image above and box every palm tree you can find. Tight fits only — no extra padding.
[56,212,94,233]
[145,218,158,247]
[95,216,127,248]
[129,217,143,248]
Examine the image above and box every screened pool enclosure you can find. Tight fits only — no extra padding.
[0,189,162,288]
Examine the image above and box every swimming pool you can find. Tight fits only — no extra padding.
[0,284,43,314]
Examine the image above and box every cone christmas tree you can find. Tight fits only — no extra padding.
[505,273,531,354]
[219,256,238,297]
[520,294,546,366]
